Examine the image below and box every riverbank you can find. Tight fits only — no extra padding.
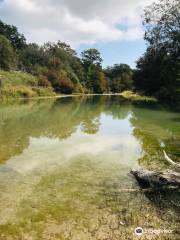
[0,70,56,100]
[119,91,157,102]
[0,71,157,103]
[18,91,157,102]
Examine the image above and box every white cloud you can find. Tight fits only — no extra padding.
[5,132,140,174]
[0,0,155,47]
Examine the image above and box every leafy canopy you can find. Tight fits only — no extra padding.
[0,20,26,50]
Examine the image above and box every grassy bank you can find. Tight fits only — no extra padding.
[0,71,157,103]
[120,91,157,102]
[0,71,55,100]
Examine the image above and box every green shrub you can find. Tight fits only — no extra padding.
[34,87,55,97]
[58,78,74,94]
[38,75,51,87]
[0,85,37,99]
[73,83,84,93]
[0,70,38,87]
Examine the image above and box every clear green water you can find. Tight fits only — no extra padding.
[0,96,179,239]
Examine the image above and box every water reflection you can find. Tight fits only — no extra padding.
[0,96,180,239]
[1,96,179,165]
[0,96,140,174]
[0,96,180,171]
[130,105,180,170]
[0,96,131,163]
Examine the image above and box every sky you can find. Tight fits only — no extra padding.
[0,0,155,68]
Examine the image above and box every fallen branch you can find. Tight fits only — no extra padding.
[131,169,180,188]
[163,150,180,172]
[115,188,153,193]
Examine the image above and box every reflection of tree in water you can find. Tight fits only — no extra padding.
[81,117,100,134]
[0,96,131,163]
[128,103,180,233]
[103,95,131,120]
[0,99,87,163]
[132,128,166,170]
[130,104,180,170]
[78,97,102,134]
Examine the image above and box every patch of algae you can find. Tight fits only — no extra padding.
[0,156,179,240]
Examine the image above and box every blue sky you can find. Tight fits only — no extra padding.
[0,0,153,68]
[77,40,147,68]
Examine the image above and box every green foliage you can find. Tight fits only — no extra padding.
[0,70,55,100]
[58,78,74,94]
[44,69,74,94]
[19,43,48,73]
[120,91,157,102]
[0,70,37,87]
[0,85,55,99]
[0,85,37,99]
[19,40,84,94]
[0,35,17,70]
[34,87,56,97]
[73,82,84,93]
[105,64,133,93]
[0,20,134,97]
[87,65,108,93]
[0,20,26,49]
[143,0,179,54]
[38,75,52,88]
[81,49,109,94]
[134,0,180,103]
[97,71,108,93]
[81,48,102,70]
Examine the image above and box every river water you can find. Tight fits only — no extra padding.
[0,96,179,239]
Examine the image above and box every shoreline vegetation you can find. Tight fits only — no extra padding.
[0,0,179,105]
[0,90,157,103]
[0,73,156,103]
[21,92,157,102]
[0,71,156,103]
[0,70,56,100]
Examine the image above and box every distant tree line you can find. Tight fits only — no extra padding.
[0,20,133,94]
[0,0,179,102]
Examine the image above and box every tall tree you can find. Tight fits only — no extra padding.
[143,0,180,55]
[87,65,108,93]
[81,49,108,93]
[105,64,133,93]
[0,20,26,49]
[0,35,17,70]
[134,0,180,101]
[81,48,102,70]
[20,43,48,73]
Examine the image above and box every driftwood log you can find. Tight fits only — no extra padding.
[131,151,180,188]
[163,150,180,172]
[131,169,180,188]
